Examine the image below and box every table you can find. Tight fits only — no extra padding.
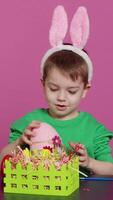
[1,176,113,200]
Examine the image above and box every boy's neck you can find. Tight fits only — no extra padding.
[47,109,79,120]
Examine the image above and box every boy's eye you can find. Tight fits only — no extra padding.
[49,88,58,91]
[68,90,77,94]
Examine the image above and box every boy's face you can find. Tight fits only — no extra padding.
[42,67,90,120]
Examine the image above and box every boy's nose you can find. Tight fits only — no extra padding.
[57,91,66,101]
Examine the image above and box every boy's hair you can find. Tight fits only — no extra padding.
[43,50,88,87]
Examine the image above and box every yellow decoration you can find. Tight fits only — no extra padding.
[23,148,31,157]
[42,149,51,158]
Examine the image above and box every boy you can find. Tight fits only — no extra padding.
[0,6,113,175]
[1,49,113,175]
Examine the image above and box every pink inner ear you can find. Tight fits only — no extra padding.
[49,5,68,47]
[70,6,90,49]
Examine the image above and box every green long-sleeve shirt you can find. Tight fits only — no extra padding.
[9,108,113,163]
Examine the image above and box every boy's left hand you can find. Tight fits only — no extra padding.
[69,142,90,168]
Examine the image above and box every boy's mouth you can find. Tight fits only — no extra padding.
[55,104,67,111]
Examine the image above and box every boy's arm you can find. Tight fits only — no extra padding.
[88,157,113,175]
[0,138,22,165]
[69,142,113,175]
[0,120,41,166]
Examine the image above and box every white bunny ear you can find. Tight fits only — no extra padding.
[70,6,90,49]
[49,5,68,47]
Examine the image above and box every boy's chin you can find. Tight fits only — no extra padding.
[49,110,67,119]
[50,110,75,120]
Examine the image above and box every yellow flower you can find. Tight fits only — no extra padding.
[42,149,51,158]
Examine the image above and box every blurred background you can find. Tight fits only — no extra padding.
[0,0,113,152]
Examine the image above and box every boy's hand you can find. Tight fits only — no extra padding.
[69,142,90,168]
[19,121,41,145]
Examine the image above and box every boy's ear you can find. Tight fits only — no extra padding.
[40,79,45,86]
[86,83,91,89]
[82,83,91,98]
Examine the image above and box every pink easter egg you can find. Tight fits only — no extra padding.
[30,122,59,150]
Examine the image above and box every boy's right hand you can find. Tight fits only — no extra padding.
[19,120,41,145]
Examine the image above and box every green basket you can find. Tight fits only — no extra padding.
[4,157,79,196]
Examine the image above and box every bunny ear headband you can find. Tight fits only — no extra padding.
[41,5,93,82]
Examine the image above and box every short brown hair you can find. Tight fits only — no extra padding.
[43,50,88,87]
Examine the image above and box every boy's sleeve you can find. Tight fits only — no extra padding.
[94,125,113,163]
[9,114,34,143]
[9,130,23,143]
